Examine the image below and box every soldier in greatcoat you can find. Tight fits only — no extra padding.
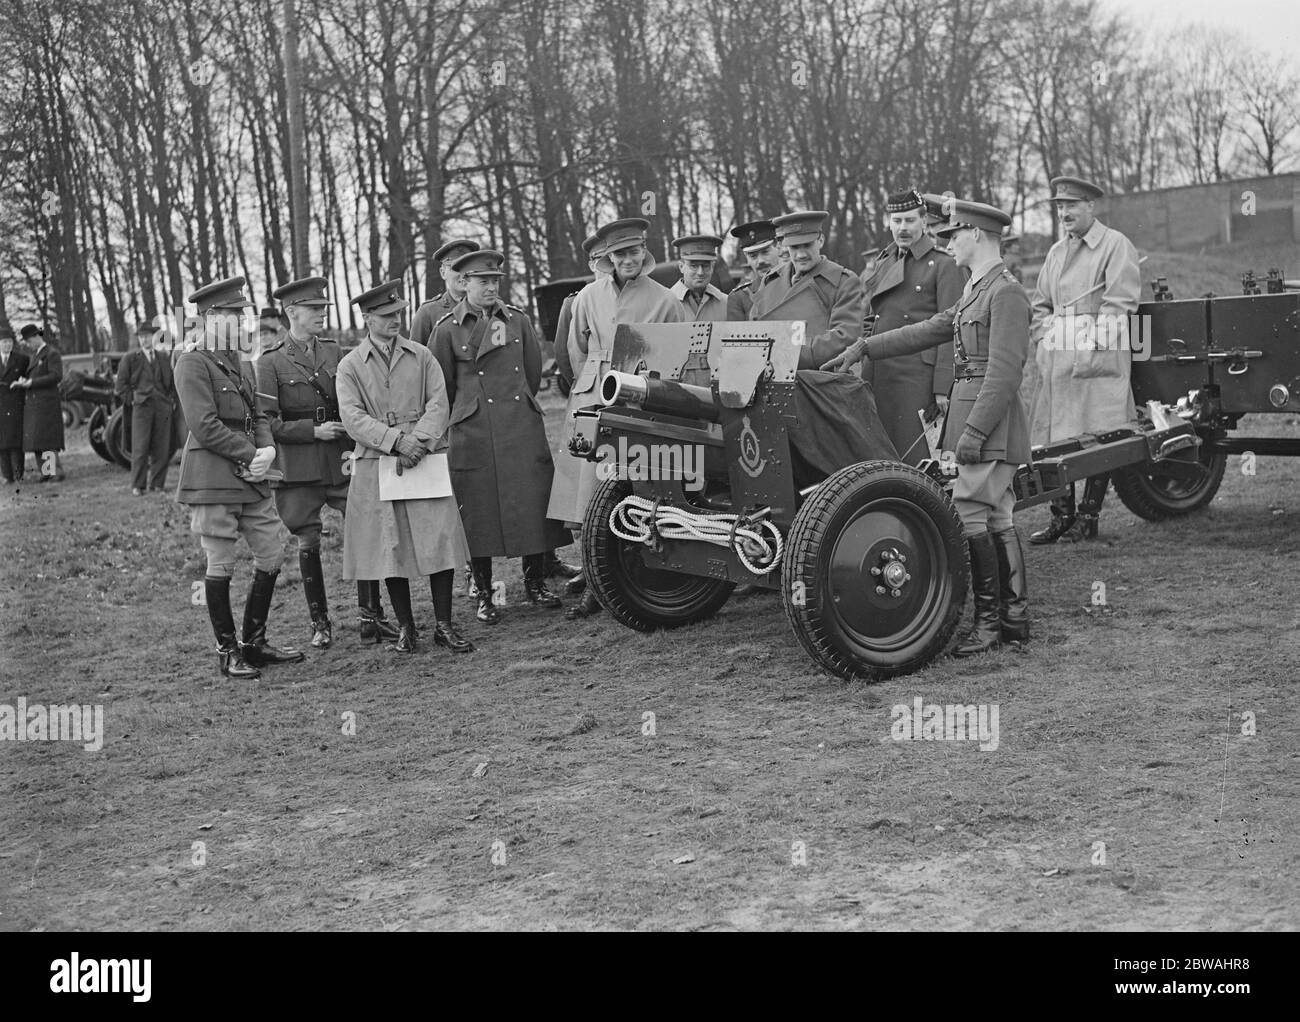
[336,280,474,654]
[826,200,1032,657]
[858,189,965,465]
[430,249,571,624]
[748,210,864,369]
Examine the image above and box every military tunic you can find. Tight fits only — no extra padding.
[858,236,964,465]
[865,263,1031,465]
[174,348,286,572]
[749,257,865,369]
[335,335,470,580]
[255,332,352,546]
[408,291,457,347]
[430,300,570,558]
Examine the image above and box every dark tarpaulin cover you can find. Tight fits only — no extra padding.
[789,370,899,490]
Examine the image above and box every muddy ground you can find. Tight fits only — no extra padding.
[2,384,1298,931]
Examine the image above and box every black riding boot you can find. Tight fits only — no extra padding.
[566,590,601,620]
[471,557,500,624]
[431,570,474,652]
[241,569,306,667]
[1061,473,1106,542]
[1029,487,1076,545]
[954,533,1003,657]
[358,581,399,643]
[523,553,562,608]
[385,577,417,652]
[991,527,1030,644]
[299,548,332,649]
[205,576,259,679]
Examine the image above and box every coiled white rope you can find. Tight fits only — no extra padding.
[608,495,784,575]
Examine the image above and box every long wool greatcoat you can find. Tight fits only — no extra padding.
[865,262,1031,466]
[547,252,686,525]
[0,349,29,449]
[1029,218,1141,444]
[430,298,570,558]
[858,237,964,465]
[22,342,65,452]
[174,349,275,505]
[336,334,470,580]
[749,257,864,370]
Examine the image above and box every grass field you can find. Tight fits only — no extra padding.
[3,246,1299,931]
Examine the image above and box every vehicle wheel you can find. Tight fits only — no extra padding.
[87,406,115,463]
[783,461,968,682]
[61,401,82,430]
[1113,443,1226,521]
[582,476,735,631]
[106,407,131,468]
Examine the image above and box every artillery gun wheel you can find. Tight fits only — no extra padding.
[783,461,967,681]
[582,477,735,631]
[106,407,132,468]
[1113,444,1226,521]
[87,406,116,464]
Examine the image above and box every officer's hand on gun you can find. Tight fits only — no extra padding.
[313,422,348,441]
[820,340,868,374]
[393,431,426,473]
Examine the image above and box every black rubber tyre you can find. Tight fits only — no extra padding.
[582,476,735,631]
[106,407,131,468]
[61,401,82,430]
[87,406,115,464]
[783,461,968,682]
[1113,443,1227,521]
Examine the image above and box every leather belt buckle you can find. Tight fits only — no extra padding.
[385,411,397,426]
[315,406,328,424]
[244,414,254,435]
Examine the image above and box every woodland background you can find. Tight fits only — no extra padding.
[1,0,1298,347]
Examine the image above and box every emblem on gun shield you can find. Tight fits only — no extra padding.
[738,415,766,477]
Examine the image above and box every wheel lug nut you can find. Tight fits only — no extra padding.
[890,588,901,598]
[870,566,881,576]
[875,586,887,595]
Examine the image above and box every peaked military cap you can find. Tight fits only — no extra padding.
[730,219,777,254]
[672,234,724,261]
[353,280,408,316]
[933,199,1013,237]
[580,233,603,258]
[189,276,254,314]
[885,189,925,214]
[258,306,281,321]
[596,217,650,254]
[272,276,330,307]
[1050,176,1104,202]
[452,249,506,277]
[433,238,480,265]
[772,210,828,245]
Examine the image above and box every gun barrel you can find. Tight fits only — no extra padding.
[600,371,721,422]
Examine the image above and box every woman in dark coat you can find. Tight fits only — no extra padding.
[19,325,65,480]
[0,326,28,482]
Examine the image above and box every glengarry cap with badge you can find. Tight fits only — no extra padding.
[885,189,925,214]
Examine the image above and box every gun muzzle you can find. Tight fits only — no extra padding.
[600,371,721,422]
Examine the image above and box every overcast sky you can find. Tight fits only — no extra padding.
[1102,0,1300,59]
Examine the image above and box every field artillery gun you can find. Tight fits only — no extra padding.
[571,319,1208,682]
[1015,272,1300,519]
